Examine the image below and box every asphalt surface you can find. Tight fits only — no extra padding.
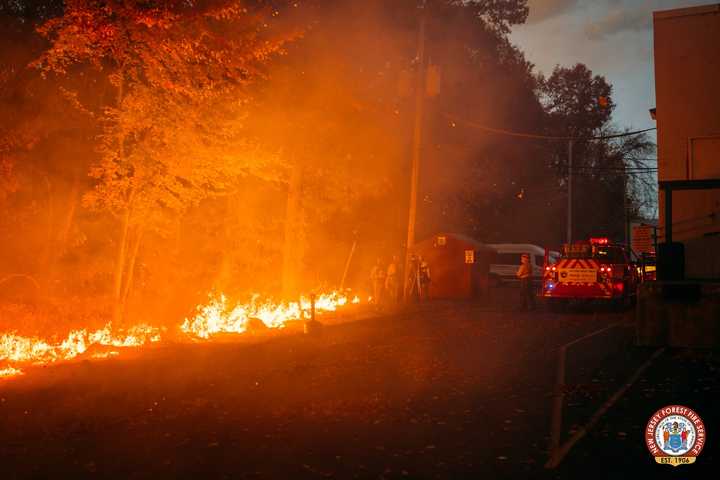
[0,298,716,479]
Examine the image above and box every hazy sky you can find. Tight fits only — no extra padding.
[510,0,708,131]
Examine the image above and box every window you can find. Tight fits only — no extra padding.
[594,246,626,263]
[497,253,521,265]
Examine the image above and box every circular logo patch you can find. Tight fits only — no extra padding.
[646,405,706,466]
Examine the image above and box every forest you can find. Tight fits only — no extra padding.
[0,0,655,335]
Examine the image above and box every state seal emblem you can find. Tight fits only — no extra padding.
[646,405,706,466]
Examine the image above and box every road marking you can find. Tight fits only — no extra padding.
[545,346,665,469]
[548,319,615,456]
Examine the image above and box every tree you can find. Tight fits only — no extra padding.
[539,63,614,137]
[34,0,295,322]
[1,4,101,291]
[538,63,655,243]
[239,0,536,295]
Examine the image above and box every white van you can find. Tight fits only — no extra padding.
[488,244,559,286]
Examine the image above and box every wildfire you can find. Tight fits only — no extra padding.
[181,292,360,339]
[0,366,23,378]
[0,323,163,378]
[0,291,361,379]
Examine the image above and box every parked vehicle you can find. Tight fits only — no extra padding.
[488,244,559,286]
[638,252,657,281]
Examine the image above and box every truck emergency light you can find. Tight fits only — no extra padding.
[590,237,609,245]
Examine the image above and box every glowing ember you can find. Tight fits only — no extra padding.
[0,291,362,379]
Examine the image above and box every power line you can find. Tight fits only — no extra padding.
[445,114,656,141]
[573,168,658,172]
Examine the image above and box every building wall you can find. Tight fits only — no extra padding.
[413,234,494,299]
[654,4,720,245]
[654,4,720,278]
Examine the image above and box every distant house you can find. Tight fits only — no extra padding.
[412,233,496,299]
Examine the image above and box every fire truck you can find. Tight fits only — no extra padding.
[542,237,641,309]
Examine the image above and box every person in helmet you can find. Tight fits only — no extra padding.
[516,253,536,311]
[370,257,386,305]
[385,255,400,303]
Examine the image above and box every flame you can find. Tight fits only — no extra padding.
[1,290,361,379]
[0,323,163,379]
[0,366,24,378]
[181,291,360,339]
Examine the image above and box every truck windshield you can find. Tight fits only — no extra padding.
[561,244,626,263]
[561,243,591,258]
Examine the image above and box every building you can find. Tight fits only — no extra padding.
[637,4,720,348]
[653,3,720,278]
[412,233,496,299]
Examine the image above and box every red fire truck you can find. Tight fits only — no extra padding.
[542,237,641,309]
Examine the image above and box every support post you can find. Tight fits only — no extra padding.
[623,172,629,246]
[566,140,573,244]
[664,188,672,244]
[403,0,427,302]
[311,293,316,323]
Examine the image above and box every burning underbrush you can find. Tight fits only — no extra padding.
[1,291,361,379]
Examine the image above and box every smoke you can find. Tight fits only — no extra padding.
[526,0,579,23]
[584,5,651,39]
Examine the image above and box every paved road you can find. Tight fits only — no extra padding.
[1,302,712,479]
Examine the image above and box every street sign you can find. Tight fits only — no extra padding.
[632,225,655,253]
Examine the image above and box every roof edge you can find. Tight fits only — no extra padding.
[654,3,720,20]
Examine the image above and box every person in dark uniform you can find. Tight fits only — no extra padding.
[418,256,431,301]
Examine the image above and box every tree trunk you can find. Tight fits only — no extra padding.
[112,71,129,325]
[121,227,143,321]
[56,169,80,253]
[282,161,304,298]
[47,170,80,283]
[39,173,54,271]
[113,192,134,326]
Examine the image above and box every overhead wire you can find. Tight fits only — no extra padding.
[444,113,657,141]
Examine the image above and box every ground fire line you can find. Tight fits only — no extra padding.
[0,291,360,379]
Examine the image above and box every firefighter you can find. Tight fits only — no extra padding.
[418,256,431,301]
[516,253,535,311]
[385,255,400,303]
[370,258,386,304]
[406,254,420,301]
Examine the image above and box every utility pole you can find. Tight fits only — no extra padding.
[566,140,573,244]
[623,169,630,246]
[403,0,427,301]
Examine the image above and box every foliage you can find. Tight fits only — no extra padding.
[538,63,614,137]
[34,0,295,232]
[537,63,656,241]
